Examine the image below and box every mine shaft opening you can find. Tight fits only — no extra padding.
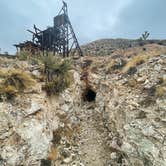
[83,88,96,102]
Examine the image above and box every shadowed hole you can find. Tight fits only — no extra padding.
[83,88,96,102]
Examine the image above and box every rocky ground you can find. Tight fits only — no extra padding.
[0,43,166,166]
[81,39,166,56]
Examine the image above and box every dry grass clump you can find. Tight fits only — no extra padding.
[48,146,59,161]
[4,70,35,90]
[141,77,166,104]
[17,51,30,61]
[140,77,166,106]
[0,68,8,78]
[43,72,72,95]
[0,85,18,100]
[0,69,35,100]
[17,51,43,66]
[106,58,126,74]
[155,86,166,97]
[155,77,166,97]
[127,78,138,87]
[159,76,166,85]
[122,47,166,74]
[42,54,73,95]
[122,54,147,74]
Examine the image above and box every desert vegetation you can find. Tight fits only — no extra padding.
[16,51,74,96]
[1,38,166,166]
[155,77,166,97]
[122,47,166,74]
[17,51,30,61]
[140,31,150,41]
[41,54,73,95]
[106,58,126,74]
[0,69,35,100]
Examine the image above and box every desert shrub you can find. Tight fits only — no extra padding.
[0,85,18,100]
[42,72,72,95]
[41,159,52,166]
[155,86,166,97]
[141,79,166,102]
[138,41,145,46]
[153,76,166,98]
[140,31,150,41]
[157,41,164,45]
[106,60,116,73]
[159,76,166,85]
[139,96,156,107]
[42,55,71,76]
[17,51,30,61]
[0,69,8,78]
[17,51,42,65]
[42,54,73,95]
[155,77,166,97]
[106,58,126,74]
[127,66,137,75]
[127,78,137,87]
[82,59,93,68]
[0,69,35,100]
[29,57,42,65]
[122,55,146,74]
[4,70,35,91]
[123,45,166,74]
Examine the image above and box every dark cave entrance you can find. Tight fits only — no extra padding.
[83,88,96,102]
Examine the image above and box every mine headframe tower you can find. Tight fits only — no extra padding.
[27,1,83,57]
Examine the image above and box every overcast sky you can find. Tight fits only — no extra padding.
[0,0,166,54]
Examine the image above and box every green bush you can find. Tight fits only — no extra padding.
[17,51,30,61]
[42,73,72,95]
[42,55,71,75]
[42,54,73,95]
[29,57,42,65]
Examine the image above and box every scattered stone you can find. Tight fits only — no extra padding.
[1,47,166,166]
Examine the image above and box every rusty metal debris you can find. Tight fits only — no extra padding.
[14,1,83,57]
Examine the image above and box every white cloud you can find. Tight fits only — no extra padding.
[0,0,166,53]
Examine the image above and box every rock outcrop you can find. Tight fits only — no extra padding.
[0,43,166,166]
[82,39,166,56]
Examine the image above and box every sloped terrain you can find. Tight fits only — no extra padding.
[0,42,166,166]
[81,39,166,56]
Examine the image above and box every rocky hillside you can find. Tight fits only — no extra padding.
[82,39,166,56]
[0,43,166,166]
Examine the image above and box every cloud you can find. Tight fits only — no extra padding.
[0,0,166,54]
[65,0,133,42]
[113,0,166,39]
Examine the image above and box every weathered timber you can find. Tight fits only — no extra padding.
[15,1,83,57]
